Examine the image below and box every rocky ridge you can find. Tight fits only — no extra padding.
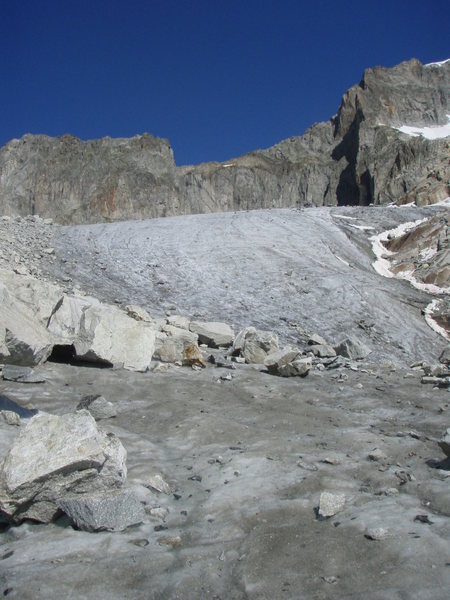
[0,59,449,224]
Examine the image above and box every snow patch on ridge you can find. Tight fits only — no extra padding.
[425,58,450,67]
[394,115,450,140]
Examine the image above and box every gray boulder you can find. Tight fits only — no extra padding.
[166,315,191,330]
[334,336,371,360]
[0,280,53,366]
[310,344,336,358]
[58,489,145,532]
[2,364,45,384]
[440,347,450,365]
[154,325,199,363]
[231,327,279,364]
[76,395,117,420]
[278,357,312,378]
[438,428,450,458]
[308,333,328,346]
[189,321,234,348]
[0,410,127,524]
[264,347,302,375]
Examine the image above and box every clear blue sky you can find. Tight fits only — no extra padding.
[1,0,448,165]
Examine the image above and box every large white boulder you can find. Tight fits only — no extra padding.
[47,295,156,371]
[0,411,127,524]
[189,321,234,348]
[0,280,53,366]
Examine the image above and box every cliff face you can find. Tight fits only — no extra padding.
[0,59,449,224]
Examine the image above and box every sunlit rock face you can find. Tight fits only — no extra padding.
[0,59,449,223]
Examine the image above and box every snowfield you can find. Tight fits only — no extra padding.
[394,114,450,139]
[46,205,447,365]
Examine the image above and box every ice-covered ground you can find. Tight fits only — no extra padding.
[46,204,447,365]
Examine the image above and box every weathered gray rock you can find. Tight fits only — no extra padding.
[264,347,302,375]
[124,304,154,323]
[308,333,328,346]
[0,411,127,524]
[153,324,199,364]
[310,344,337,358]
[440,347,450,365]
[334,336,371,360]
[189,321,234,348]
[1,411,21,426]
[0,280,53,366]
[318,492,346,518]
[58,489,145,532]
[278,357,312,378]
[145,474,173,495]
[76,395,117,420]
[47,295,156,371]
[231,327,279,364]
[365,527,389,541]
[438,428,450,458]
[166,315,190,330]
[2,364,45,384]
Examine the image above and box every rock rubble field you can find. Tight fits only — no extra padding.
[0,201,449,599]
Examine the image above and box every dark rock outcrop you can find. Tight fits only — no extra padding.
[0,59,448,224]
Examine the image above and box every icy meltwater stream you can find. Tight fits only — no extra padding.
[48,206,446,365]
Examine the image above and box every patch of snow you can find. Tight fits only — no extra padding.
[424,197,450,208]
[425,58,450,67]
[222,163,235,168]
[394,267,448,295]
[390,202,417,208]
[371,218,449,295]
[394,115,450,140]
[419,246,437,262]
[424,299,449,341]
[347,224,376,231]
[332,214,357,221]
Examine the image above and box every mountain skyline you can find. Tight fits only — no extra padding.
[1,0,449,165]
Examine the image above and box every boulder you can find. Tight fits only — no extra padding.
[0,268,62,326]
[264,347,302,375]
[308,333,328,346]
[310,344,336,358]
[182,342,207,368]
[58,489,145,532]
[154,325,200,363]
[334,336,371,360]
[231,327,279,364]
[166,315,191,331]
[189,321,234,348]
[440,347,450,365]
[124,304,154,324]
[2,364,45,384]
[318,492,346,518]
[278,357,312,377]
[47,295,156,371]
[0,411,127,524]
[1,411,21,426]
[76,394,117,420]
[438,428,450,458]
[0,281,53,366]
